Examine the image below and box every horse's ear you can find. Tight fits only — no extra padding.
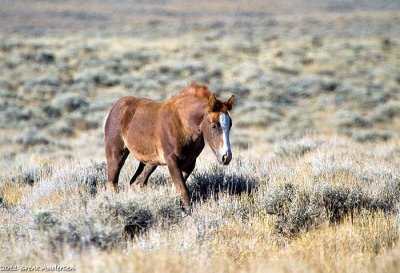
[225,95,235,111]
[208,93,218,112]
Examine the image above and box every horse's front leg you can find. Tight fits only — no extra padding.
[166,154,191,215]
[182,160,196,182]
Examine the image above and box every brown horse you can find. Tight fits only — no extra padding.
[104,83,235,213]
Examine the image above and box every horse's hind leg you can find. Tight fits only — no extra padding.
[105,140,129,192]
[141,164,157,186]
[131,164,157,189]
[129,162,145,185]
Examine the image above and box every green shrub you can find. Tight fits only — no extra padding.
[273,139,317,158]
[32,210,61,231]
[260,180,400,237]
[96,197,153,239]
[51,94,88,113]
[370,102,400,122]
[335,110,372,129]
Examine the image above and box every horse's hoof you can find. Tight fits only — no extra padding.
[181,206,192,218]
[181,210,192,218]
[181,211,189,218]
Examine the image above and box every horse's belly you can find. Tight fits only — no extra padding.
[125,141,166,165]
[133,151,166,165]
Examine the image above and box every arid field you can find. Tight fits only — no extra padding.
[0,1,400,272]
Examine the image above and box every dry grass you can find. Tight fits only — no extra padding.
[1,136,399,272]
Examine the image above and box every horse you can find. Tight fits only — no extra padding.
[103,83,235,214]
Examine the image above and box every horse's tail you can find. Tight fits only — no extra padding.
[103,108,111,136]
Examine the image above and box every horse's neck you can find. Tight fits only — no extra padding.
[174,97,207,138]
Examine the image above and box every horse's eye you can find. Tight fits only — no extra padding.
[211,123,217,129]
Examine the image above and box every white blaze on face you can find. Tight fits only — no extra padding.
[219,113,232,162]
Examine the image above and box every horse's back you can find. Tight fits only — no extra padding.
[106,96,159,128]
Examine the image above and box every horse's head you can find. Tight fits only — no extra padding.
[201,93,235,165]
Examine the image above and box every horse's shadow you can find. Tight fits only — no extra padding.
[187,171,256,203]
[85,163,256,206]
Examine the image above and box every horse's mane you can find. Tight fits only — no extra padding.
[174,82,212,100]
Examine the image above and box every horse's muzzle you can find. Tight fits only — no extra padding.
[221,151,232,165]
